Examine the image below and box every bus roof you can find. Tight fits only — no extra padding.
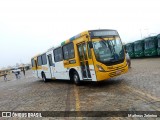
[144,36,156,41]
[32,29,118,58]
[61,30,89,46]
[157,34,160,38]
[60,29,117,46]
[134,39,144,44]
[31,54,41,59]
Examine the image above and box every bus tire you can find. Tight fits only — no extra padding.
[73,72,80,85]
[42,73,47,82]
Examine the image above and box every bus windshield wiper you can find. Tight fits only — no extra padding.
[98,37,116,57]
[98,37,114,54]
[98,37,119,61]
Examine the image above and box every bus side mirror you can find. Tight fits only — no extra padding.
[88,41,93,48]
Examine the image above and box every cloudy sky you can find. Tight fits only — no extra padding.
[0,0,160,69]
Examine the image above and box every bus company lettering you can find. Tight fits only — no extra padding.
[12,112,42,117]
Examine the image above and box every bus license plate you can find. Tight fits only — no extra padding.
[116,70,121,75]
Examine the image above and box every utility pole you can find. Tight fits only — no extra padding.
[144,28,149,37]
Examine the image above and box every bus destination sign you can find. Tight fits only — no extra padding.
[91,30,118,37]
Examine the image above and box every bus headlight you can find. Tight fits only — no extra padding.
[96,65,105,72]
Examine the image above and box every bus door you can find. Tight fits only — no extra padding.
[77,42,91,80]
[47,54,54,78]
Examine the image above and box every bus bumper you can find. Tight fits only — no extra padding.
[96,63,128,81]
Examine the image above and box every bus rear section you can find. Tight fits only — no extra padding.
[36,52,56,82]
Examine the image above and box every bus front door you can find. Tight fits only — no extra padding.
[77,42,91,80]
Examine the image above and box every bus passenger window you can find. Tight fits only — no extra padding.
[63,43,75,60]
[37,56,42,66]
[42,54,47,65]
[53,47,63,62]
[31,59,35,67]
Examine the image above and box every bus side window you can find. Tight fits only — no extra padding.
[37,56,42,66]
[42,53,47,65]
[47,54,53,66]
[63,42,75,60]
[31,59,35,67]
[53,47,63,62]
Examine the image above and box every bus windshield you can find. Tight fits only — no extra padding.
[145,40,154,49]
[92,37,124,64]
[134,43,142,51]
[126,45,133,52]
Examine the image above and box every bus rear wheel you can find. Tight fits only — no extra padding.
[73,72,80,85]
[42,73,47,82]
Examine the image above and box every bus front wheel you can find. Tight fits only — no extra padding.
[73,72,80,85]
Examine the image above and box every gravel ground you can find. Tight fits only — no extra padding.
[0,58,160,120]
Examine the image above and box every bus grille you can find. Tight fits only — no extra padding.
[107,64,126,71]
[108,69,125,77]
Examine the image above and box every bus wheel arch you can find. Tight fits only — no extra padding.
[69,69,80,85]
[41,71,47,82]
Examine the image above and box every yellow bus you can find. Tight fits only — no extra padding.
[31,29,128,85]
